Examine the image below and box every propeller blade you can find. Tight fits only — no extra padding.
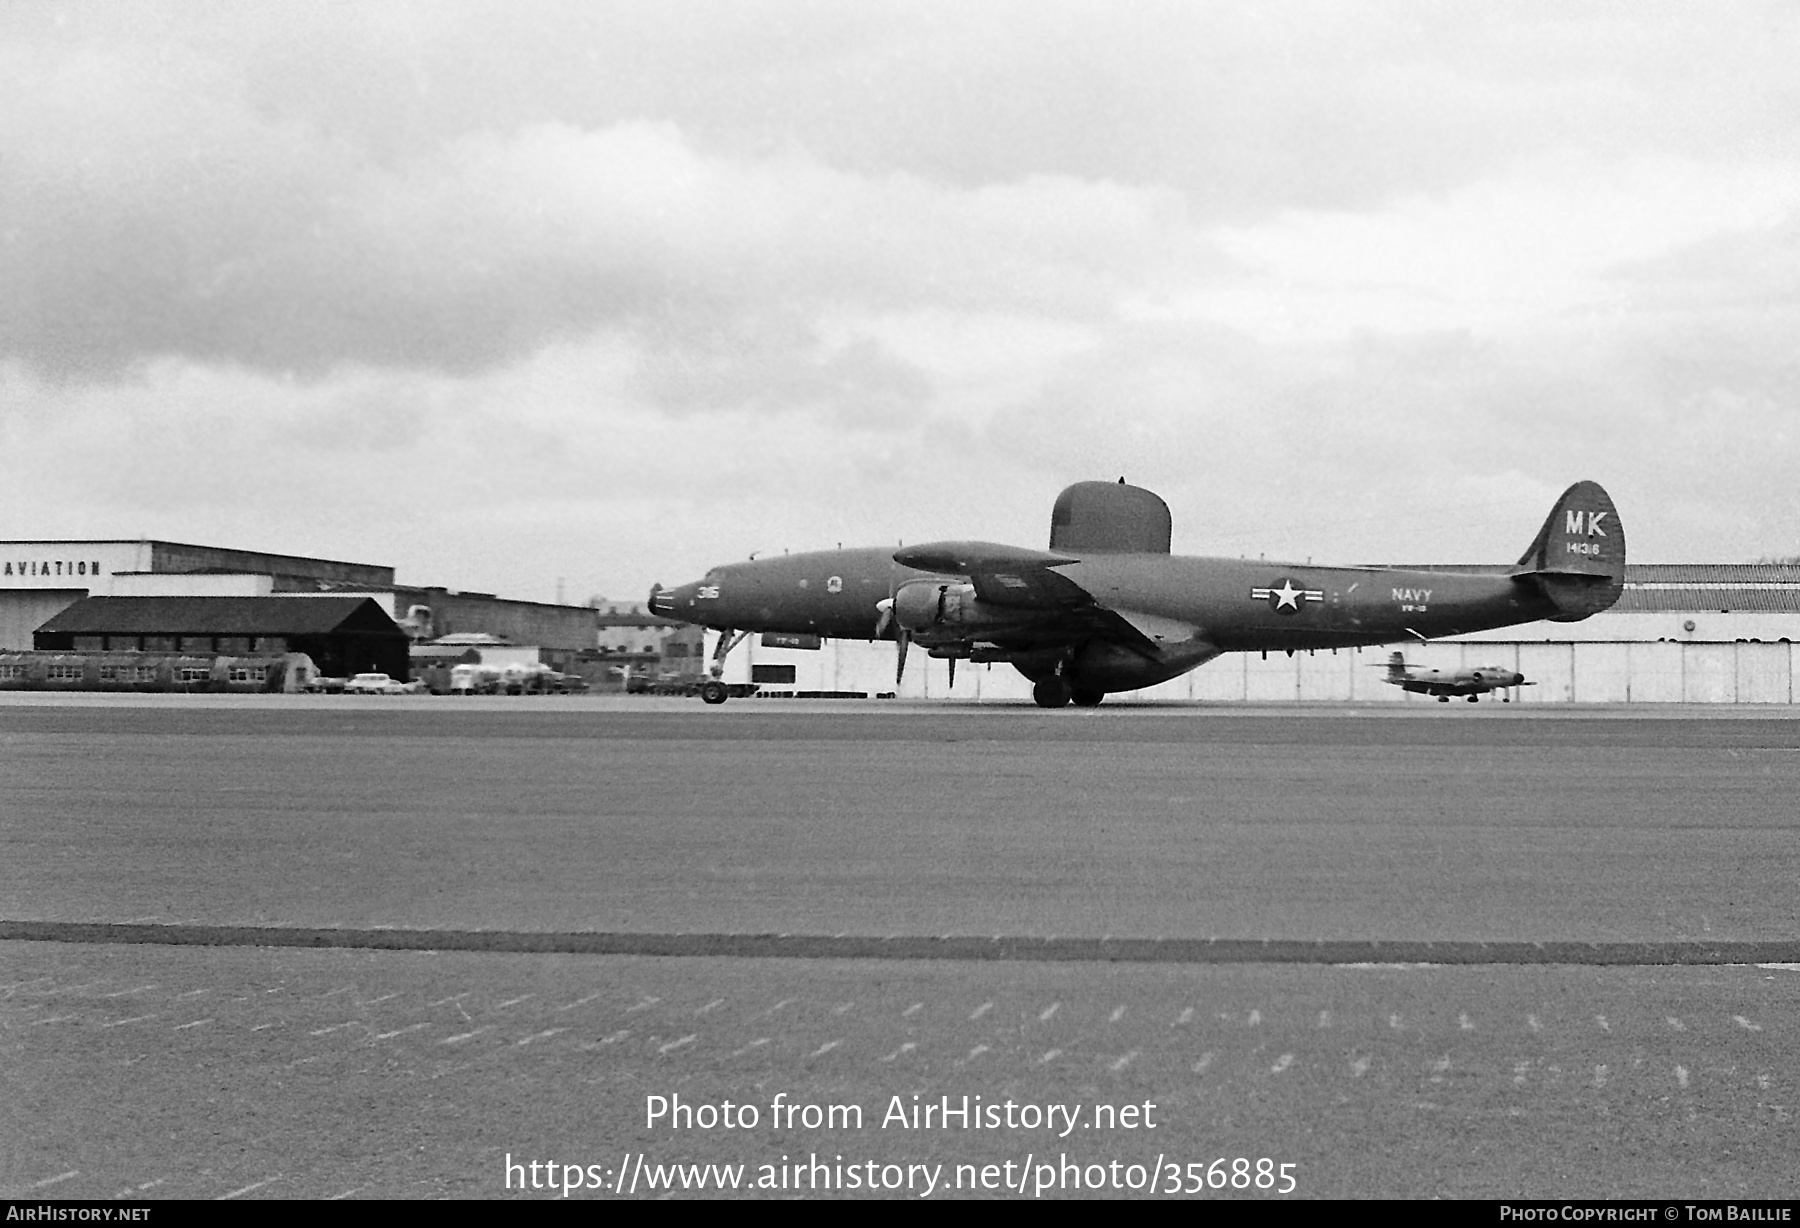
[896,632,909,684]
[874,597,894,639]
[947,656,956,689]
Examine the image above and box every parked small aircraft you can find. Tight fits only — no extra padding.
[650,478,1624,707]
[1377,651,1532,703]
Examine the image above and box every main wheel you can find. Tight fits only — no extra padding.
[1032,677,1071,708]
[1466,695,1479,703]
[1069,686,1105,707]
[699,679,729,705]
[1437,695,1450,703]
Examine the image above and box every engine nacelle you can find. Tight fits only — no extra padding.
[893,580,1011,634]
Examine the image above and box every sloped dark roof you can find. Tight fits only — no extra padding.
[36,596,404,637]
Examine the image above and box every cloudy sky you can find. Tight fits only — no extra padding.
[4,1,1797,603]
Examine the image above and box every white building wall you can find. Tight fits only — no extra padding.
[1514,644,1574,702]
[0,542,153,588]
[1298,649,1354,700]
[1737,643,1793,704]
[109,573,274,597]
[1683,644,1737,703]
[1,543,156,651]
[711,630,1798,704]
[1456,609,1796,644]
[0,591,87,651]
[476,646,545,669]
[1244,654,1299,701]
[1572,642,1630,703]
[1627,642,1684,702]
[1346,645,1399,701]
[1192,653,1246,701]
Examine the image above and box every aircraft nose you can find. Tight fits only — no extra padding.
[648,583,679,618]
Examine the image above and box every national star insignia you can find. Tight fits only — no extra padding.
[1249,578,1325,614]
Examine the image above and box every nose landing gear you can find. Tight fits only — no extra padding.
[698,629,751,704]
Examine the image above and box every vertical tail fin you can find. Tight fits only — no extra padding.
[1512,480,1625,620]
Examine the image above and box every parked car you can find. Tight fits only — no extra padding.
[343,672,405,695]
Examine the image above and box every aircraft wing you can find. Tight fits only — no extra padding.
[894,540,1184,660]
[894,541,1079,573]
[1055,603,1169,659]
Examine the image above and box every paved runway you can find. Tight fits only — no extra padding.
[2,697,1797,1198]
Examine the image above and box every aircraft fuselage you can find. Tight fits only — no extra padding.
[660,550,1554,654]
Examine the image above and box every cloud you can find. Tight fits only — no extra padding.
[1138,158,1800,343]
[5,3,1800,594]
[1,34,1200,391]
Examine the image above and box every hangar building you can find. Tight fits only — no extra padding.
[1,540,616,675]
[0,540,395,652]
[32,596,411,680]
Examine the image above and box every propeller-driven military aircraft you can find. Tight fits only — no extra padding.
[649,478,1625,707]
[1377,651,1532,703]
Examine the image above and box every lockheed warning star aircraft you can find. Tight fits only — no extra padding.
[1377,652,1533,703]
[648,478,1624,707]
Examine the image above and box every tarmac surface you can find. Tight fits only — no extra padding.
[2,695,1797,1199]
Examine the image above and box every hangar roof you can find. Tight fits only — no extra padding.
[1614,564,1800,613]
[1384,563,1800,613]
[36,596,403,636]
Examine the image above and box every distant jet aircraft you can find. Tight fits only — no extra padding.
[650,478,1625,707]
[1378,652,1532,703]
